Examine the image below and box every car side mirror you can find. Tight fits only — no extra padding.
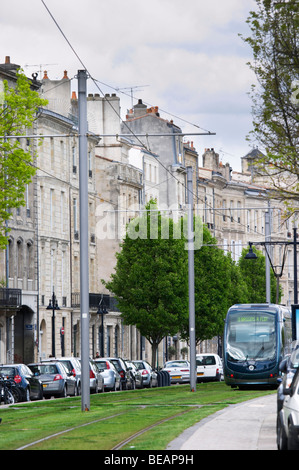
[279,359,288,373]
[283,386,292,396]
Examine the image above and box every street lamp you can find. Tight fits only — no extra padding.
[97,299,108,357]
[246,227,298,304]
[245,242,258,260]
[47,290,60,357]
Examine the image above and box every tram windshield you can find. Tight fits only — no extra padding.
[226,310,276,362]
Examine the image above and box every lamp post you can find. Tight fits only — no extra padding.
[47,290,60,357]
[97,299,108,357]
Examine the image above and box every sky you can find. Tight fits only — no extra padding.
[0,0,258,171]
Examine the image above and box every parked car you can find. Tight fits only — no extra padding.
[124,360,143,389]
[277,368,299,450]
[0,363,43,402]
[277,355,294,413]
[28,361,77,398]
[196,353,223,382]
[132,360,158,388]
[105,357,131,390]
[77,358,104,393]
[162,360,190,384]
[45,356,82,396]
[94,359,121,391]
[89,359,104,393]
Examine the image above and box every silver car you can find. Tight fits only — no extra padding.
[28,361,77,398]
[132,360,158,388]
[95,359,121,391]
[87,359,104,393]
[162,360,190,384]
[51,357,82,396]
[124,360,143,389]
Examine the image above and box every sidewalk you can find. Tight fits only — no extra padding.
[167,394,277,451]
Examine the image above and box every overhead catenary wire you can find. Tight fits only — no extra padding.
[11,0,288,241]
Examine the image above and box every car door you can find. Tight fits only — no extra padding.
[22,365,41,399]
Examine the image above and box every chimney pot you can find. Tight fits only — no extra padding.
[43,70,49,79]
[5,56,10,64]
[63,70,68,79]
[71,91,77,100]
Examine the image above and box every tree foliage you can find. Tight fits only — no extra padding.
[0,69,47,248]
[180,224,249,346]
[241,0,299,208]
[104,201,188,367]
[238,245,281,303]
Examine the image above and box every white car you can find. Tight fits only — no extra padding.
[277,368,299,450]
[196,353,223,382]
[162,360,190,384]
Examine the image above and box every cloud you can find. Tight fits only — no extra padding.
[0,0,257,171]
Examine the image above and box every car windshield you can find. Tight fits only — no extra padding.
[133,362,144,370]
[0,367,16,377]
[96,361,109,370]
[30,364,59,375]
[165,361,188,368]
[110,360,121,372]
[290,345,299,368]
[226,310,276,362]
[196,356,216,366]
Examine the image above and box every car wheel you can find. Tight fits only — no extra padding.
[38,385,43,400]
[59,385,67,398]
[288,419,299,450]
[277,416,288,450]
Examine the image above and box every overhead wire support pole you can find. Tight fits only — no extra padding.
[187,166,196,392]
[78,70,90,412]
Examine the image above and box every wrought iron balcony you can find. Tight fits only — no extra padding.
[0,288,22,307]
[71,292,119,311]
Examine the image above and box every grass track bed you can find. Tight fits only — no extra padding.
[0,383,275,450]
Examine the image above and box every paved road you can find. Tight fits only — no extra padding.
[167,394,277,451]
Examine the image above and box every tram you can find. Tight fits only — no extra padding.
[223,303,292,388]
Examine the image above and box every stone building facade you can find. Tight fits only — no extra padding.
[0,58,298,367]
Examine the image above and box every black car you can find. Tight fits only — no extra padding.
[0,364,43,402]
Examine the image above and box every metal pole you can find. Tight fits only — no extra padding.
[187,167,196,392]
[78,70,90,411]
[51,293,55,357]
[294,227,298,305]
[265,210,271,303]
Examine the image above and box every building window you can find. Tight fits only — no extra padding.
[72,147,77,174]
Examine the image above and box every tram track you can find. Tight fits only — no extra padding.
[16,405,195,450]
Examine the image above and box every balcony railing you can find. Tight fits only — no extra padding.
[71,293,119,311]
[0,288,22,308]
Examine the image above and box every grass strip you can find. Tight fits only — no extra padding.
[0,382,275,450]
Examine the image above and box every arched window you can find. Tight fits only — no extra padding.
[27,240,34,280]
[17,238,23,279]
[114,325,119,357]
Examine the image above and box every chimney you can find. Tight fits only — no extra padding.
[43,70,49,79]
[63,70,68,79]
[71,91,77,100]
[5,56,10,64]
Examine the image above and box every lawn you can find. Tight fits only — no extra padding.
[0,382,275,450]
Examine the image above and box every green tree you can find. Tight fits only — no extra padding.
[241,0,299,208]
[238,245,281,303]
[180,224,249,346]
[104,201,188,367]
[0,69,47,248]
